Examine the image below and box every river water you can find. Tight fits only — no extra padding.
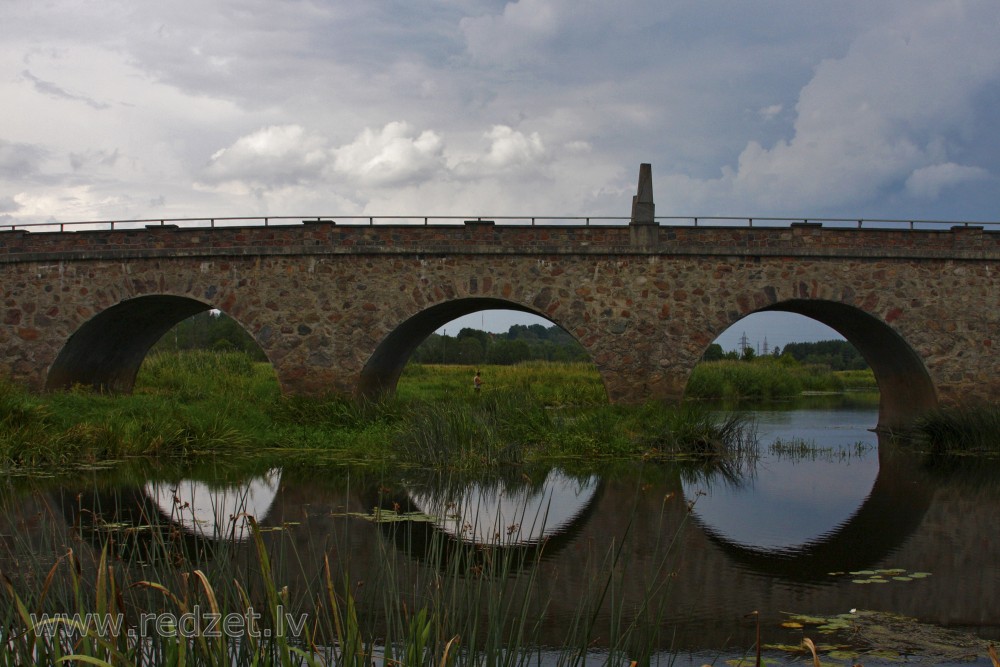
[3,396,998,665]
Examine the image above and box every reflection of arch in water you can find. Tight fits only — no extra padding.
[407,470,601,547]
[143,469,282,542]
[370,469,604,566]
[685,440,933,582]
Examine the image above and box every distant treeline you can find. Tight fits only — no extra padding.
[702,339,868,371]
[154,312,866,372]
[412,324,589,365]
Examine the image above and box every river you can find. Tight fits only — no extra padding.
[2,396,998,665]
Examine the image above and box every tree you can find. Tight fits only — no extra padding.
[702,343,725,361]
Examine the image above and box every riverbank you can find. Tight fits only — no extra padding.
[1,351,762,471]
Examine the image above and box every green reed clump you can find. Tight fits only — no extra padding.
[395,390,547,468]
[687,358,847,400]
[0,468,690,667]
[635,404,759,461]
[912,404,1000,453]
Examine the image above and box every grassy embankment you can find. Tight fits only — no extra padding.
[0,350,881,470]
[0,351,768,471]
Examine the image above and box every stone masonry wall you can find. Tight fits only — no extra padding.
[1,223,998,426]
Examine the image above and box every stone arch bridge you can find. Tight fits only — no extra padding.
[2,210,998,430]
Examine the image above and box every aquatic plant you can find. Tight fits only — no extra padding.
[912,404,1000,453]
[0,474,689,666]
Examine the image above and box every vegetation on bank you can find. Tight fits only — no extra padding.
[0,351,761,471]
[687,357,877,400]
[0,465,691,666]
[911,404,1000,454]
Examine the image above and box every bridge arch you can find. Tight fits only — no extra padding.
[697,298,938,429]
[45,295,266,393]
[357,297,605,400]
[751,299,938,429]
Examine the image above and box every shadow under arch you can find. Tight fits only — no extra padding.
[46,295,258,393]
[757,299,937,430]
[687,438,934,583]
[358,297,571,399]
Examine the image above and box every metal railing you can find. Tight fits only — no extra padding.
[1,215,998,234]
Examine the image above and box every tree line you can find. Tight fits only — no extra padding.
[701,339,868,371]
[410,323,589,365]
[154,311,866,372]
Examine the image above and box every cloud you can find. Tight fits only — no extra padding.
[758,105,782,121]
[200,125,330,188]
[662,2,1000,215]
[0,195,20,213]
[0,140,47,181]
[22,69,110,110]
[905,162,990,199]
[331,122,445,187]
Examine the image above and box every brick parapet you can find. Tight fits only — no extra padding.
[1,223,998,263]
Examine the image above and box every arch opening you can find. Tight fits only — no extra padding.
[47,295,211,392]
[696,300,936,430]
[46,295,272,394]
[760,300,936,430]
[357,299,597,400]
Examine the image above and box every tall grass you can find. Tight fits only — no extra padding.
[912,404,1000,454]
[686,358,868,400]
[2,353,760,471]
[0,473,689,666]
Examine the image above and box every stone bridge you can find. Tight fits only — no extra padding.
[1,171,998,429]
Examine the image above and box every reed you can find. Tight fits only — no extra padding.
[686,358,863,400]
[912,404,1000,453]
[0,471,688,666]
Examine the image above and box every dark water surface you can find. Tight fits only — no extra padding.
[3,397,999,664]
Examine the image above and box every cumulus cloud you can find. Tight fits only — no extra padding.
[665,2,1000,214]
[330,122,445,187]
[200,125,330,188]
[2,1,1000,225]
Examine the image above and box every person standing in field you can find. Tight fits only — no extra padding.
[473,370,483,393]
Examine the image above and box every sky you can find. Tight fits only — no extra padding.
[3,1,999,347]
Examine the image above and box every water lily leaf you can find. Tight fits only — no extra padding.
[787,614,828,625]
[892,576,913,582]
[909,572,932,578]
[849,569,876,575]
[781,621,804,629]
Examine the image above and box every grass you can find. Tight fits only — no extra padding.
[0,353,762,472]
[0,469,689,666]
[911,404,1000,454]
[686,357,876,400]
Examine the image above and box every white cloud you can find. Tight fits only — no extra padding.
[201,125,329,188]
[905,162,990,199]
[331,122,445,187]
[1,1,999,225]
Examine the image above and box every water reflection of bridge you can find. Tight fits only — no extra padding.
[21,445,997,651]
